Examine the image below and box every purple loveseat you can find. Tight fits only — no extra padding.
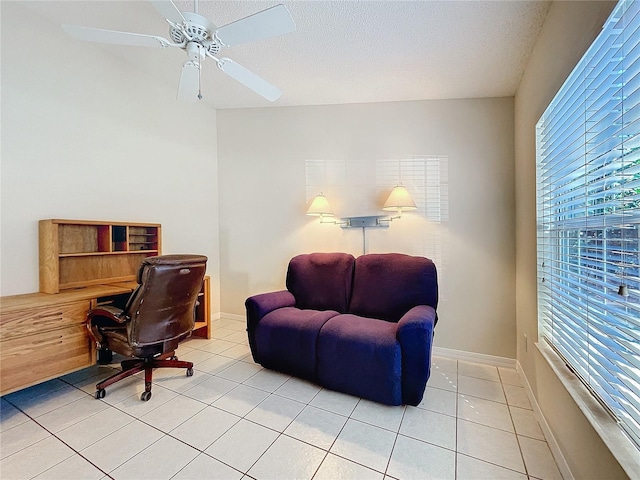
[245,252,438,406]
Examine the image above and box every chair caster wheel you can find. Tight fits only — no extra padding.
[170,355,178,361]
[186,367,194,377]
[95,389,106,399]
[141,391,152,401]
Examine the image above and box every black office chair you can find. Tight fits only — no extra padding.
[87,254,207,401]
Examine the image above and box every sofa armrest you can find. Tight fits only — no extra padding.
[245,290,296,361]
[245,290,296,326]
[396,305,437,405]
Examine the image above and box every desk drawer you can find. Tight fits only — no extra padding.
[0,301,90,341]
[0,324,93,395]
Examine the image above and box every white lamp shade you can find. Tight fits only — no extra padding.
[382,185,417,211]
[306,194,334,216]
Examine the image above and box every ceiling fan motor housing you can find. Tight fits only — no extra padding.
[170,11,221,55]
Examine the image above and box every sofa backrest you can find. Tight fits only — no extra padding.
[286,253,356,313]
[349,253,438,322]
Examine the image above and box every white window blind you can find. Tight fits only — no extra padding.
[536,0,640,447]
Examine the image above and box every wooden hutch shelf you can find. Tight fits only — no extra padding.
[39,219,162,294]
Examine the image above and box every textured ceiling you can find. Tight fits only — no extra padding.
[24,0,551,109]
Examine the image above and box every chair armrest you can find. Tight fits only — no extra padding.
[396,305,437,405]
[86,306,129,348]
[87,306,128,323]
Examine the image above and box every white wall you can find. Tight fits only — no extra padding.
[217,98,516,358]
[0,2,220,311]
[515,1,629,478]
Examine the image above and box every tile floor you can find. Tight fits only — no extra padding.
[0,317,563,480]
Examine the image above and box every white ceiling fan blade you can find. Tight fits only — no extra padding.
[62,25,170,48]
[177,61,200,102]
[149,0,186,24]
[217,58,282,102]
[215,4,295,47]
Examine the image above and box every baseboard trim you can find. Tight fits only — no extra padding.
[215,312,245,322]
[432,346,516,369]
[516,359,574,480]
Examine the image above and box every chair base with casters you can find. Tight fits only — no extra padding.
[94,351,194,401]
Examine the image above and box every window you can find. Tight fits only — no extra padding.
[536,0,640,447]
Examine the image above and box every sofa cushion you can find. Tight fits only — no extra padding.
[255,307,339,379]
[317,314,402,405]
[286,253,355,313]
[349,253,438,322]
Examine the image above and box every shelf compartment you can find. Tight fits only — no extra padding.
[58,252,154,289]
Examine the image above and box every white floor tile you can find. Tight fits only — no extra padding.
[314,453,384,480]
[400,407,456,450]
[498,367,523,386]
[457,419,525,473]
[170,406,240,450]
[458,361,501,382]
[80,419,164,473]
[172,453,244,480]
[458,375,506,403]
[112,384,178,418]
[0,435,75,479]
[284,405,348,450]
[224,331,250,344]
[330,419,396,473]
[195,354,238,375]
[456,453,527,479]
[140,394,207,432]
[351,399,405,432]
[204,419,279,472]
[155,368,212,394]
[509,406,545,440]
[427,370,458,392]
[216,361,262,383]
[503,384,532,409]
[245,394,305,431]
[3,379,68,405]
[387,433,456,480]
[518,435,563,480]
[219,343,252,360]
[457,394,514,432]
[110,434,199,480]
[60,364,117,386]
[431,356,458,374]
[416,386,457,417]
[56,406,135,451]
[212,384,270,416]
[243,368,291,392]
[0,398,30,432]
[0,420,51,460]
[12,385,88,418]
[274,377,322,404]
[247,435,326,480]
[211,327,238,339]
[35,395,110,433]
[310,388,360,417]
[181,375,239,404]
[32,453,105,480]
[178,348,216,365]
[197,339,237,354]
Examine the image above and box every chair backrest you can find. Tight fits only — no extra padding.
[286,253,355,313]
[125,254,207,347]
[349,253,438,322]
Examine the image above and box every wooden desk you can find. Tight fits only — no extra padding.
[0,277,211,396]
[0,284,136,396]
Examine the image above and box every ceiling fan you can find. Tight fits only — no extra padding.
[62,0,295,102]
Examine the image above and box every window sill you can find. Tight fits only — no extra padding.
[535,341,639,479]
